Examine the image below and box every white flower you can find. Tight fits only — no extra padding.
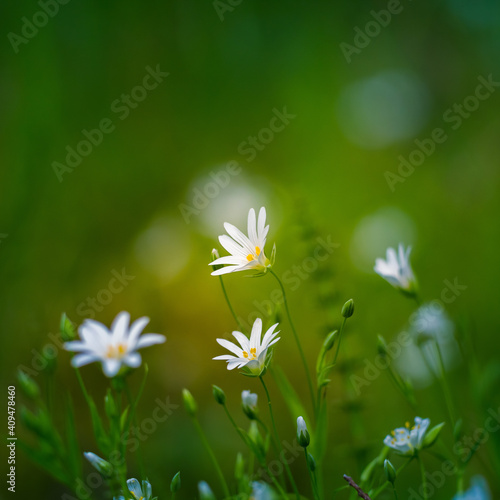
[210,207,273,276]
[64,311,165,377]
[241,390,258,419]
[83,452,112,476]
[453,476,491,500]
[383,417,430,455]
[242,390,258,409]
[251,481,279,500]
[114,478,155,500]
[213,318,280,375]
[374,244,416,294]
[297,416,310,447]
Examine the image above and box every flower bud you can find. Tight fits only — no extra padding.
[422,422,445,449]
[297,416,310,448]
[17,370,40,400]
[182,389,197,417]
[198,481,216,500]
[211,249,222,272]
[323,330,338,352]
[384,459,397,485]
[84,452,113,477]
[377,335,389,357]
[170,471,181,493]
[60,313,76,341]
[212,385,226,405]
[341,298,354,318]
[241,390,258,420]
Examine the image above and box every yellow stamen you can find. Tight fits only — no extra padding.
[250,348,256,354]
[405,421,410,429]
[391,430,395,437]
[246,254,253,262]
[255,246,261,256]
[243,351,249,358]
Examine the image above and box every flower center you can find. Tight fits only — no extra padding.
[106,343,127,359]
[242,347,257,360]
[246,246,261,262]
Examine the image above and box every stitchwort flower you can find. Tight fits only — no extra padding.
[114,478,157,500]
[64,311,165,377]
[453,476,491,500]
[210,207,274,276]
[213,318,280,376]
[383,416,430,456]
[374,244,417,296]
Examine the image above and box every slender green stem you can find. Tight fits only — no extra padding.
[124,384,145,480]
[304,448,320,500]
[260,376,301,500]
[222,405,288,500]
[269,269,316,414]
[332,317,347,366]
[218,275,245,332]
[391,485,399,500]
[417,453,428,500]
[432,339,457,429]
[191,417,230,498]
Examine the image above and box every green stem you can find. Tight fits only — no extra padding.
[260,376,301,500]
[222,405,288,500]
[256,416,286,488]
[304,448,321,500]
[432,339,457,429]
[124,384,145,481]
[218,275,245,332]
[191,417,230,498]
[392,485,399,500]
[269,268,316,415]
[417,453,428,500]
[332,318,347,366]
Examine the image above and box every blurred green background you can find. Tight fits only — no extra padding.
[1,0,500,498]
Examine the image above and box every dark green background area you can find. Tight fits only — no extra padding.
[1,0,499,498]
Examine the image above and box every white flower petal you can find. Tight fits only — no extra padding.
[135,333,166,349]
[213,354,237,361]
[232,331,250,351]
[211,265,244,276]
[218,234,246,258]
[71,353,101,368]
[111,311,130,343]
[211,256,245,266]
[127,478,143,499]
[127,317,151,347]
[64,341,89,352]
[102,359,121,377]
[224,223,254,254]
[216,338,244,357]
[261,323,279,348]
[247,208,258,244]
[124,352,142,368]
[249,318,262,349]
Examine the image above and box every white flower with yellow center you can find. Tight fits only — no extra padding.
[210,207,273,276]
[213,318,280,375]
[383,416,430,456]
[374,244,417,295]
[64,311,165,377]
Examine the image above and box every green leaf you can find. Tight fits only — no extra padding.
[87,396,112,455]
